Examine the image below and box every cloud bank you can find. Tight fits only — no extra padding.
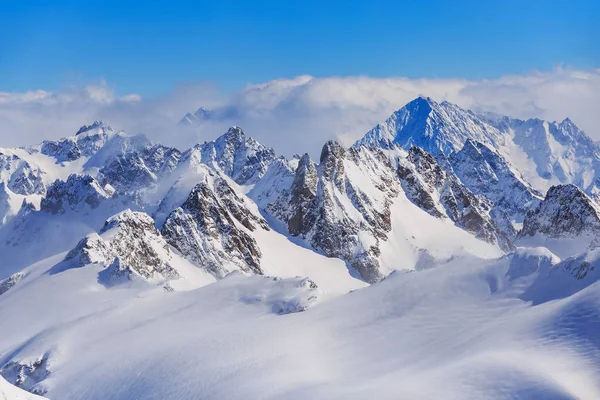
[0,67,598,158]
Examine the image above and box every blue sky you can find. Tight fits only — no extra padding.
[0,0,598,97]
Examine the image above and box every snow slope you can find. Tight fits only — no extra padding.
[2,248,600,399]
[0,376,47,400]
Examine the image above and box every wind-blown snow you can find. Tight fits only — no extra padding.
[2,248,600,399]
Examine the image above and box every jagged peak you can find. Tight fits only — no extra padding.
[194,107,213,119]
[75,121,112,136]
[407,95,437,108]
[100,209,157,235]
[297,153,312,168]
[41,174,116,213]
[546,183,584,199]
[319,140,346,164]
[457,139,484,157]
[519,183,600,239]
[224,125,244,138]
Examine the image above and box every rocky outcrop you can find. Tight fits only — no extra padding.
[1,354,50,396]
[41,174,116,213]
[187,126,277,185]
[0,272,23,296]
[268,141,399,283]
[99,144,181,194]
[0,152,46,196]
[449,139,542,237]
[161,178,267,278]
[7,161,45,196]
[41,121,114,162]
[284,153,319,236]
[398,146,513,251]
[519,184,600,238]
[63,210,178,283]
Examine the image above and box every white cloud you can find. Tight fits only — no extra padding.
[0,66,598,159]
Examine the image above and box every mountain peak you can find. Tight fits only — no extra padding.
[178,107,214,125]
[355,97,503,155]
[319,140,345,164]
[224,125,244,139]
[519,184,600,239]
[75,121,112,136]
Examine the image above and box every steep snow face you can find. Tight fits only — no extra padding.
[161,177,269,279]
[0,175,134,279]
[246,156,297,209]
[449,139,543,235]
[0,183,40,226]
[523,248,600,304]
[356,97,506,155]
[397,146,513,250]
[187,126,278,185]
[489,116,600,193]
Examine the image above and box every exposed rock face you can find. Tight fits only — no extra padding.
[64,210,178,282]
[0,353,50,396]
[357,97,600,199]
[189,126,277,185]
[0,272,23,296]
[449,140,543,237]
[398,147,513,251]
[0,152,46,196]
[40,138,81,162]
[100,153,156,193]
[40,175,116,213]
[161,178,267,278]
[519,184,600,238]
[286,153,318,236]
[99,144,181,193]
[7,161,45,196]
[268,141,399,283]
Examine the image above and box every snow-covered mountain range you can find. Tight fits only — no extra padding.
[1,97,600,399]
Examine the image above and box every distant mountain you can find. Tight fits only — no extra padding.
[178,106,239,126]
[355,96,600,196]
[178,107,214,125]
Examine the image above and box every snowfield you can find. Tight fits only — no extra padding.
[2,99,600,399]
[2,249,600,399]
